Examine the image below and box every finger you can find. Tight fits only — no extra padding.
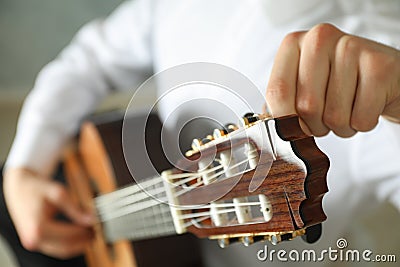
[40,241,88,260]
[323,35,359,137]
[40,221,94,259]
[351,58,386,132]
[295,24,341,136]
[44,221,94,243]
[46,182,96,226]
[266,31,304,117]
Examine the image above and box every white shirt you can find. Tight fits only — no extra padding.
[6,0,400,266]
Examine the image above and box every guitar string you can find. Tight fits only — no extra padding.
[107,206,173,227]
[103,196,278,239]
[95,176,166,206]
[96,151,252,206]
[99,127,274,239]
[96,156,254,211]
[105,218,175,241]
[96,157,255,220]
[105,213,210,241]
[96,162,224,207]
[97,186,166,213]
[104,197,272,241]
[95,159,231,206]
[103,185,276,239]
[99,200,265,222]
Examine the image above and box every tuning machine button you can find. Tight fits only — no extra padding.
[217,238,230,248]
[191,138,203,151]
[213,128,227,139]
[270,234,281,245]
[202,135,213,144]
[213,123,238,139]
[241,113,260,127]
[225,123,238,133]
[217,237,240,248]
[241,236,254,247]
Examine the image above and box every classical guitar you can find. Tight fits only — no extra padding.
[63,112,329,267]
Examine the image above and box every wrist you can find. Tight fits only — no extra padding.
[382,48,400,123]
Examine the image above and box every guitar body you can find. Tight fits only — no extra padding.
[64,112,203,267]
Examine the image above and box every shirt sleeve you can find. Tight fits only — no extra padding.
[5,0,155,176]
[348,118,400,213]
[374,120,400,212]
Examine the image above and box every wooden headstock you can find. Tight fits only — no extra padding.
[161,114,329,247]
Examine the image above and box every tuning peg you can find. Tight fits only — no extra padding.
[191,138,203,151]
[213,123,238,139]
[217,237,239,248]
[243,112,255,118]
[213,128,226,139]
[217,238,230,248]
[241,113,260,126]
[270,234,281,245]
[225,123,239,133]
[241,236,254,247]
[201,135,213,144]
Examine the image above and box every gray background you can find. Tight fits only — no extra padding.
[0,0,124,91]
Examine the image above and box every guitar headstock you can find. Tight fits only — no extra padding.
[162,113,329,247]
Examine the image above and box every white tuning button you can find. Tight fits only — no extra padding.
[259,194,272,222]
[219,150,237,178]
[245,143,259,169]
[233,197,252,223]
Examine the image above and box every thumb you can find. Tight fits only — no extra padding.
[45,182,96,226]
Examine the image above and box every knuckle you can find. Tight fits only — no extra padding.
[296,97,321,118]
[323,110,346,129]
[310,23,340,38]
[281,31,303,48]
[337,35,359,52]
[351,115,378,132]
[307,23,340,47]
[336,35,359,59]
[313,128,330,137]
[335,130,356,138]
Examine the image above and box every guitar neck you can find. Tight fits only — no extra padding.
[95,175,177,242]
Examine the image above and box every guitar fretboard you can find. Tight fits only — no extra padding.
[95,175,176,242]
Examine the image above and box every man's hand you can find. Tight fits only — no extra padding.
[3,168,95,259]
[266,23,400,137]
